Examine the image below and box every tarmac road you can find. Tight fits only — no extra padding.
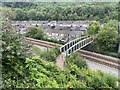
[85,59,119,78]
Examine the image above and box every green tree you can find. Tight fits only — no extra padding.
[1,7,31,87]
[87,21,100,35]
[14,8,28,20]
[26,26,45,40]
[95,21,118,52]
[27,9,36,20]
[1,7,15,20]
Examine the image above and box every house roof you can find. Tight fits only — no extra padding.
[44,29,70,35]
[44,29,83,35]
[12,20,93,26]
[44,25,87,31]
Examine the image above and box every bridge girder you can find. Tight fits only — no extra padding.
[60,36,95,56]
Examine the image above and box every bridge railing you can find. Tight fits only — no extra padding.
[65,36,94,56]
[60,35,91,53]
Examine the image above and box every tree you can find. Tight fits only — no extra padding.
[14,8,28,21]
[26,27,38,38]
[1,7,31,87]
[104,16,109,23]
[1,7,15,20]
[4,2,118,21]
[27,9,36,20]
[95,21,118,52]
[87,21,100,35]
[26,26,45,40]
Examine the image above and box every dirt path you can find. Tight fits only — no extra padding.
[56,53,66,69]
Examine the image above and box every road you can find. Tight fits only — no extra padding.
[85,59,119,78]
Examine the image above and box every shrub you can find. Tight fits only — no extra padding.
[3,56,118,88]
[26,26,45,40]
[1,8,31,88]
[67,52,88,69]
[39,47,60,62]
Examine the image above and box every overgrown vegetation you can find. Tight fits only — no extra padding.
[32,46,60,62]
[87,20,119,58]
[1,7,31,87]
[26,26,45,39]
[66,52,88,69]
[2,56,118,89]
[87,21,100,35]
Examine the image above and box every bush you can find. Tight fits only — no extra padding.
[1,8,31,88]
[3,56,118,89]
[26,27,38,37]
[26,26,45,40]
[43,37,65,45]
[81,69,118,89]
[67,52,88,69]
[39,47,60,62]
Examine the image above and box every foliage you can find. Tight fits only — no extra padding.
[86,20,119,57]
[32,45,44,56]
[3,56,118,89]
[26,26,65,44]
[2,56,86,88]
[119,1,120,21]
[1,6,31,87]
[67,52,88,69]
[2,2,36,8]
[32,45,60,62]
[95,20,118,52]
[39,47,60,62]
[1,3,119,89]
[87,21,100,35]
[43,37,65,45]
[2,2,118,21]
[2,40,118,89]
[81,69,117,89]
[26,26,45,40]
[1,7,15,20]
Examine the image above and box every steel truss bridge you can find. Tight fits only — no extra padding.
[60,35,95,56]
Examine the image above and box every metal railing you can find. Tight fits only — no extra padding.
[60,36,95,56]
